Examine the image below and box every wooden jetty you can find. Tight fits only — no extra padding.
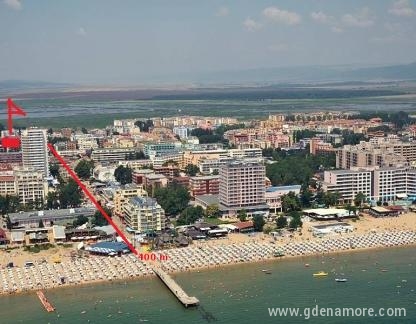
[36,290,55,312]
[152,265,199,307]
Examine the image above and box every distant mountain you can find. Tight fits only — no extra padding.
[194,62,416,84]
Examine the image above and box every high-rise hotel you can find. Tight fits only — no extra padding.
[21,128,49,177]
[219,160,266,208]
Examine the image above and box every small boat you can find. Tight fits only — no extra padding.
[304,263,310,267]
[335,278,348,282]
[313,271,328,277]
[261,269,272,274]
[381,269,388,272]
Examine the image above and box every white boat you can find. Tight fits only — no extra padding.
[335,278,348,282]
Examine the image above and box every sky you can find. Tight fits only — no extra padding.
[1,0,416,84]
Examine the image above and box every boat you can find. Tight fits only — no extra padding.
[261,269,272,274]
[304,263,310,267]
[313,271,328,277]
[335,278,348,282]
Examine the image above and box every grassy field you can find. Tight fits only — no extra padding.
[2,94,416,129]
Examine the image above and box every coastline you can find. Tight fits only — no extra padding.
[1,230,415,297]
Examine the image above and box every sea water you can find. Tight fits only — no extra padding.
[0,246,415,323]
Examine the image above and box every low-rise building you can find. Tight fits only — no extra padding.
[113,184,147,218]
[123,197,164,232]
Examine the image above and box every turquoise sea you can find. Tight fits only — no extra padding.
[0,246,415,324]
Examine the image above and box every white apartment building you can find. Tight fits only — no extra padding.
[14,167,47,205]
[336,139,416,169]
[323,167,416,204]
[173,126,188,139]
[74,134,99,150]
[113,184,147,217]
[91,148,137,163]
[123,197,164,232]
[21,128,49,177]
[219,160,266,208]
[323,169,372,204]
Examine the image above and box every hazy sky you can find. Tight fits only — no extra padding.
[1,0,416,84]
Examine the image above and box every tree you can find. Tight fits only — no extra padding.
[281,192,301,212]
[237,209,247,222]
[300,186,312,208]
[92,206,112,226]
[345,204,358,217]
[59,179,82,208]
[38,219,45,228]
[50,163,60,178]
[253,214,265,232]
[75,159,94,180]
[212,169,219,175]
[47,128,53,135]
[153,183,190,216]
[5,216,12,230]
[81,127,88,134]
[184,164,199,176]
[177,206,204,225]
[323,191,340,207]
[276,216,288,229]
[114,165,133,185]
[354,192,366,209]
[0,195,20,215]
[288,211,303,229]
[46,191,60,209]
[134,119,154,132]
[73,215,89,227]
[205,204,220,218]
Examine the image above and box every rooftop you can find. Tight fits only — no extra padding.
[9,207,96,223]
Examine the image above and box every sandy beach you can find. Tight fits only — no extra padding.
[1,212,416,296]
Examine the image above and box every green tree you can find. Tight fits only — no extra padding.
[75,159,94,180]
[50,163,60,178]
[323,191,341,207]
[281,192,301,212]
[73,215,89,227]
[205,204,220,218]
[0,195,20,215]
[5,216,12,230]
[237,209,247,222]
[276,216,288,229]
[177,206,204,225]
[114,165,133,185]
[154,183,190,216]
[345,204,358,216]
[92,206,112,226]
[354,192,366,209]
[46,191,59,209]
[288,211,303,229]
[184,164,199,176]
[253,214,265,232]
[81,127,88,134]
[134,119,154,132]
[300,186,313,208]
[59,179,82,208]
[38,219,45,228]
[47,128,53,135]
[212,169,219,175]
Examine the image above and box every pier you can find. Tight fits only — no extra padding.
[152,265,199,307]
[36,290,55,312]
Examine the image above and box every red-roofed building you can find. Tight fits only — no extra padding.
[233,221,254,233]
